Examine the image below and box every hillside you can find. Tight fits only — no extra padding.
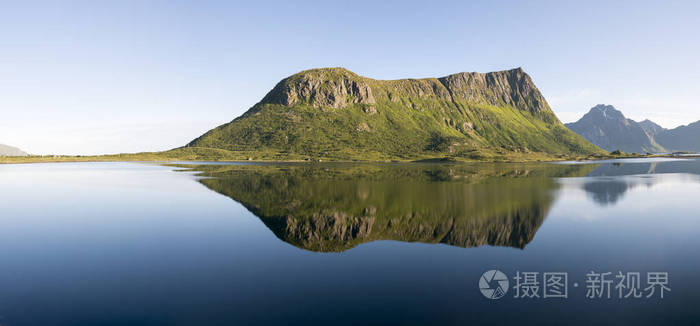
[656,120,700,152]
[565,105,666,153]
[0,144,28,157]
[187,67,603,161]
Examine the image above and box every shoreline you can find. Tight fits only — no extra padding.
[2,151,697,165]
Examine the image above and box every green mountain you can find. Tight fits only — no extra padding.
[0,144,28,157]
[187,67,602,161]
[565,105,666,153]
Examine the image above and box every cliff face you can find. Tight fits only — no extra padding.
[258,67,552,117]
[437,68,552,115]
[189,67,602,161]
[260,68,376,108]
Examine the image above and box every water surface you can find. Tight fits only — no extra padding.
[0,159,699,325]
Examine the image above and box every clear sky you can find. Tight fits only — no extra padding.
[1,0,699,155]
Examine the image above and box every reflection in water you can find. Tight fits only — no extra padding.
[578,159,700,205]
[177,163,594,252]
[582,179,637,205]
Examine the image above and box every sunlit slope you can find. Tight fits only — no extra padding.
[187,68,603,161]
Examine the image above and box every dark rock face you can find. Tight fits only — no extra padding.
[261,67,552,116]
[261,68,376,108]
[565,104,665,153]
[655,120,700,152]
[437,68,551,115]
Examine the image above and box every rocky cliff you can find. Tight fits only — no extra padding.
[259,67,553,117]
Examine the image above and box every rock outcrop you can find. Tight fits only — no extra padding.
[261,68,376,108]
[259,67,551,116]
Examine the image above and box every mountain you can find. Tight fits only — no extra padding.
[565,104,666,153]
[0,144,28,156]
[656,120,700,152]
[639,119,666,136]
[187,67,602,161]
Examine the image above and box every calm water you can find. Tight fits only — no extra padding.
[1,159,700,325]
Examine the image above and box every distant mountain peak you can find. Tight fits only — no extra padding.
[0,144,28,156]
[566,105,665,153]
[638,119,666,136]
[587,104,624,120]
[568,104,700,154]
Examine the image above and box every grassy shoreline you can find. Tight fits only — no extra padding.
[2,146,694,165]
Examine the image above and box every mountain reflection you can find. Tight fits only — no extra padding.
[582,180,633,205]
[578,159,700,205]
[177,163,594,252]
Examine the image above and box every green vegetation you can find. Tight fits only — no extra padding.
[187,67,606,161]
[177,163,597,252]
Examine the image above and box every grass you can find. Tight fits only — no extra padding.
[0,144,664,165]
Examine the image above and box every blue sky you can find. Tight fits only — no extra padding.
[1,0,699,155]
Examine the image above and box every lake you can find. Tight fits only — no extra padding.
[1,159,699,325]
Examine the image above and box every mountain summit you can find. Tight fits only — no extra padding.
[639,119,666,136]
[188,67,602,161]
[565,105,665,153]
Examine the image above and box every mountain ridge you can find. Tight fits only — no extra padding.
[566,104,699,154]
[639,119,666,136]
[656,120,700,152]
[565,104,665,153]
[256,67,554,118]
[188,67,603,161]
